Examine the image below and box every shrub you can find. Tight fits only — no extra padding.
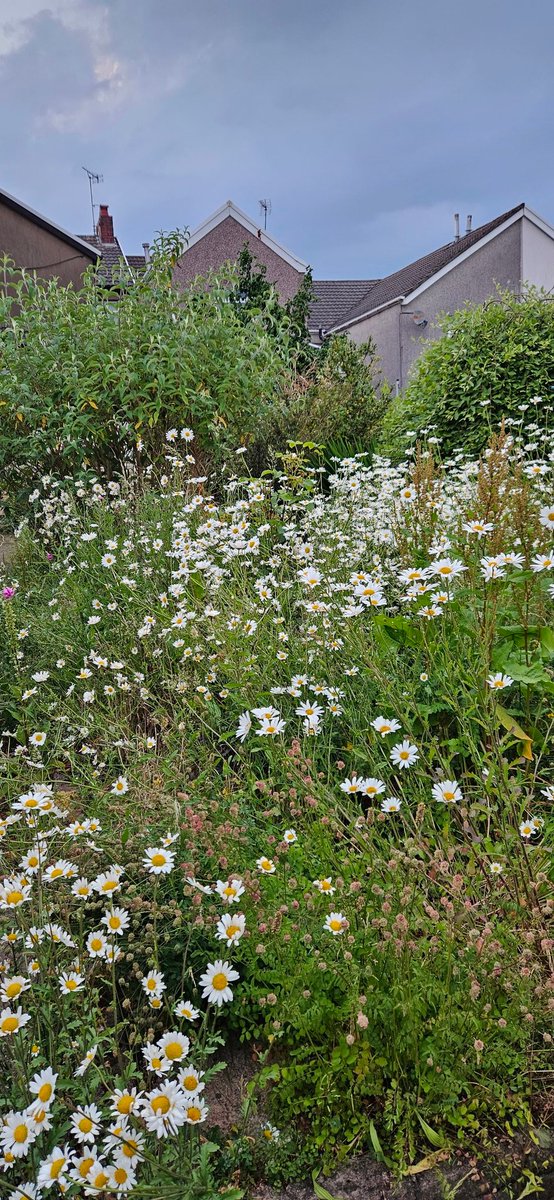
[377,287,554,459]
[263,334,386,463]
[0,234,292,526]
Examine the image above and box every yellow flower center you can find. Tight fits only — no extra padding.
[65,979,78,990]
[6,890,24,906]
[117,1095,133,1113]
[223,886,236,897]
[114,1167,129,1184]
[90,937,103,952]
[151,1095,171,1115]
[164,1040,184,1061]
[151,1055,163,1069]
[121,1138,138,1158]
[50,868,63,879]
[260,859,272,871]
[50,1157,65,1179]
[2,1016,18,1033]
[146,978,156,990]
[443,791,455,801]
[92,1171,108,1188]
[226,924,240,938]
[33,1108,47,1125]
[6,982,22,999]
[78,1117,93,1133]
[108,916,121,929]
[400,751,409,760]
[329,919,342,931]
[182,1074,198,1091]
[79,1157,94,1178]
[151,853,166,867]
[212,972,228,990]
[38,1083,52,1102]
[187,1106,202,1122]
[14,1124,29,1144]
[28,856,39,868]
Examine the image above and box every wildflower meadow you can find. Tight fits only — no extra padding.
[1,416,553,1198]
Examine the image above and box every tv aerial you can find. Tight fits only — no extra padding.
[83,166,103,234]
[259,198,272,230]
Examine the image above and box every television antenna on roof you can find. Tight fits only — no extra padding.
[82,166,103,234]
[259,198,272,230]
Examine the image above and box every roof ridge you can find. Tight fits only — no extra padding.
[328,203,526,330]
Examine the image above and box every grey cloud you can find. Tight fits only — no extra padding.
[0,0,553,276]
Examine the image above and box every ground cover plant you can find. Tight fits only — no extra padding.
[1,420,553,1196]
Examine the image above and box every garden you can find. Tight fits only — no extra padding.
[0,247,553,1199]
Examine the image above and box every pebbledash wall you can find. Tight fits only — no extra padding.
[173,215,304,302]
[341,216,554,390]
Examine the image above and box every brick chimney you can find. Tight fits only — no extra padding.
[97,203,115,244]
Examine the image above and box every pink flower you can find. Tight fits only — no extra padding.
[2,587,15,600]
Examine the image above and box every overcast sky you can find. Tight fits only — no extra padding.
[1,0,553,278]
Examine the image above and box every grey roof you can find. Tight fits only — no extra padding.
[78,234,145,286]
[0,185,99,260]
[309,279,379,332]
[330,204,525,330]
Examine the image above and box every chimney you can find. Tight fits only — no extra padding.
[97,203,115,244]
[454,213,460,242]
[466,214,472,234]
[142,242,151,264]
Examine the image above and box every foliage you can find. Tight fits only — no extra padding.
[230,242,315,373]
[378,287,554,459]
[262,334,385,466]
[1,425,553,1192]
[0,235,292,526]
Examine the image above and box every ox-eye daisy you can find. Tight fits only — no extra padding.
[324,912,347,935]
[390,740,419,769]
[432,780,463,804]
[199,960,239,1006]
[143,847,175,874]
[216,912,246,945]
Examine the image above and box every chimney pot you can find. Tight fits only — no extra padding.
[97,204,115,244]
[454,213,460,242]
[466,214,472,234]
[142,242,150,264]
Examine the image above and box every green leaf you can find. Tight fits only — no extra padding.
[416,1112,446,1148]
[312,1171,341,1200]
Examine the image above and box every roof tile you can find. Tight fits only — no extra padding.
[329,204,525,330]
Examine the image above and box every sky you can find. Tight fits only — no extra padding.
[1,0,553,279]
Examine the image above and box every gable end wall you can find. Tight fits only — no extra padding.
[399,222,522,386]
[173,215,304,302]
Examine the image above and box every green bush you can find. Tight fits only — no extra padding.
[263,334,385,463]
[0,233,292,524]
[378,287,554,459]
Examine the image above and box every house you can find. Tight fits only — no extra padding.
[173,200,308,302]
[174,199,554,391]
[0,184,98,287]
[315,204,554,389]
[79,204,146,288]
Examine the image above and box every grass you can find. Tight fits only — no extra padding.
[0,424,553,1196]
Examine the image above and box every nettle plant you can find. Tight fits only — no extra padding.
[1,421,553,1182]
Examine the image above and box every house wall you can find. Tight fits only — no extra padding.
[0,200,93,287]
[343,302,402,388]
[173,215,304,301]
[398,222,522,386]
[521,216,554,292]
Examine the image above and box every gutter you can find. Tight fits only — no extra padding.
[328,294,405,336]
